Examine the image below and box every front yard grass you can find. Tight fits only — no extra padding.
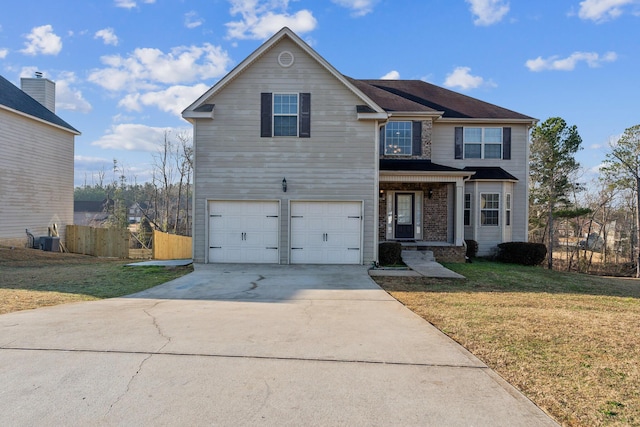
[0,246,193,314]
[373,260,640,427]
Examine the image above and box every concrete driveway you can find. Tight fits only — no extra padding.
[0,264,557,426]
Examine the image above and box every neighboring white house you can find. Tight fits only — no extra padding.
[182,27,536,264]
[0,74,80,247]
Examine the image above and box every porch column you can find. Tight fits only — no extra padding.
[455,181,464,246]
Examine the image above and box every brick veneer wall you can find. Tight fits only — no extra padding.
[379,183,449,241]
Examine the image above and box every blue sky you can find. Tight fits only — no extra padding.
[1,0,638,187]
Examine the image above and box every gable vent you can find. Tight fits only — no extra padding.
[278,50,295,68]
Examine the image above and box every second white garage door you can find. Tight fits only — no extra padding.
[290,201,362,264]
[208,201,279,263]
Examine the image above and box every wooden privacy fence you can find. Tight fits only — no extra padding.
[153,230,192,260]
[66,225,129,258]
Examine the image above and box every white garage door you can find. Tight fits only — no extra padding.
[208,201,279,263]
[290,201,362,264]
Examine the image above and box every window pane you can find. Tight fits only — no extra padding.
[396,194,413,225]
[485,144,502,159]
[464,144,481,158]
[484,128,502,143]
[385,121,412,155]
[481,211,499,226]
[274,94,298,114]
[464,128,482,142]
[464,194,471,209]
[274,116,297,136]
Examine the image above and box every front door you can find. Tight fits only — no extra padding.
[395,193,415,239]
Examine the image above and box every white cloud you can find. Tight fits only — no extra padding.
[54,72,93,113]
[91,124,174,152]
[331,0,379,17]
[88,43,231,91]
[466,0,510,25]
[443,66,494,90]
[118,83,210,116]
[0,48,8,59]
[380,70,400,80]
[185,11,204,29]
[578,0,637,22]
[20,25,62,56]
[114,0,155,8]
[525,51,617,71]
[226,0,317,40]
[95,28,119,46]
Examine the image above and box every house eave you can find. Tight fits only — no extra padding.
[182,111,214,120]
[380,170,475,183]
[437,117,538,125]
[0,104,81,135]
[387,111,444,119]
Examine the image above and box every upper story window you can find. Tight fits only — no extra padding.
[480,193,500,226]
[455,127,511,160]
[380,121,422,157]
[273,94,298,136]
[261,92,310,138]
[384,122,413,155]
[464,127,502,159]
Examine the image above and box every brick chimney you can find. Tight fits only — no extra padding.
[21,71,56,113]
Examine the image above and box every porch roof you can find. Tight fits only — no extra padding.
[380,159,466,172]
[463,166,518,181]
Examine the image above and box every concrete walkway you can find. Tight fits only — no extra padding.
[369,250,466,279]
[0,264,556,426]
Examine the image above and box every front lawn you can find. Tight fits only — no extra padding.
[373,260,640,426]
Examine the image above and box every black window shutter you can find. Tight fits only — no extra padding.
[502,127,511,160]
[454,127,463,159]
[299,93,311,138]
[379,126,386,155]
[412,121,422,156]
[260,93,272,137]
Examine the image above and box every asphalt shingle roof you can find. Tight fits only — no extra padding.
[0,74,79,133]
[463,166,519,181]
[354,78,534,120]
[380,159,468,173]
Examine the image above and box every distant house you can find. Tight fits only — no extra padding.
[73,200,110,227]
[0,74,80,247]
[182,28,536,264]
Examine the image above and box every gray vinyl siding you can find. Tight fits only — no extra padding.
[0,109,74,246]
[432,123,529,255]
[191,38,376,264]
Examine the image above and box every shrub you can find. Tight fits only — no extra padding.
[465,239,478,259]
[496,242,547,266]
[379,242,402,266]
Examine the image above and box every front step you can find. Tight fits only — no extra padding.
[401,250,435,263]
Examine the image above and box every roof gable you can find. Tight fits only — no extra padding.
[0,74,80,134]
[182,27,384,116]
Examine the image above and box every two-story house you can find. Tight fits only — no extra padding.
[182,27,536,265]
[0,74,79,247]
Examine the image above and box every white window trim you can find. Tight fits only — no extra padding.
[464,193,472,227]
[480,192,500,227]
[273,93,299,137]
[464,127,503,159]
[505,193,512,227]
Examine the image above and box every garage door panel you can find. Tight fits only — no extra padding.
[290,201,362,265]
[208,201,279,264]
